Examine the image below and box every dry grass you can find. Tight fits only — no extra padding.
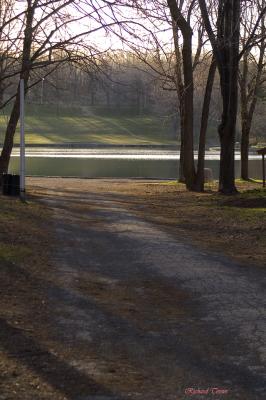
[0,178,264,398]
[27,176,266,267]
[113,180,266,267]
[0,195,60,399]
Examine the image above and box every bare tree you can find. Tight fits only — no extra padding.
[166,0,197,189]
[112,0,215,190]
[199,0,266,193]
[199,0,241,193]
[152,0,216,190]
[239,0,266,180]
[0,0,24,105]
[0,0,125,177]
[194,55,216,191]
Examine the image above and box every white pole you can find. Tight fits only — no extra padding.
[20,79,25,200]
[41,78,44,104]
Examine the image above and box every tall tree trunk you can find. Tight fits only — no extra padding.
[194,58,216,191]
[218,76,239,194]
[182,30,196,189]
[179,123,185,182]
[171,19,185,182]
[0,94,20,174]
[239,25,265,180]
[219,126,237,193]
[178,97,186,182]
[241,121,250,180]
[168,0,196,189]
[0,81,4,106]
[199,0,241,194]
[217,0,240,193]
[0,0,34,178]
[239,50,249,180]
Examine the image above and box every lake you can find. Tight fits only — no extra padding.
[8,148,263,179]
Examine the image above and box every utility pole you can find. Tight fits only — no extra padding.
[20,79,26,201]
[41,77,44,104]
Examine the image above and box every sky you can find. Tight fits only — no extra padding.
[5,0,209,57]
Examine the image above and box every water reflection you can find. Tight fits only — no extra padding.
[9,150,263,180]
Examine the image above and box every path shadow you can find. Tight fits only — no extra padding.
[0,317,122,400]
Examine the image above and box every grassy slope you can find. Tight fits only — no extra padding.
[0,104,175,145]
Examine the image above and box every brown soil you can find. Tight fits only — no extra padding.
[29,177,264,268]
[0,178,265,399]
[111,179,266,268]
[0,195,61,399]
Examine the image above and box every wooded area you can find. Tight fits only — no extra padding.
[0,4,265,397]
[0,0,265,193]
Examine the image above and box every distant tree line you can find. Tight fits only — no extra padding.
[0,0,266,193]
[3,51,265,146]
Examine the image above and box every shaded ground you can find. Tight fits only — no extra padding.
[0,178,265,400]
[95,179,265,267]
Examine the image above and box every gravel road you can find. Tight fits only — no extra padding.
[31,178,266,400]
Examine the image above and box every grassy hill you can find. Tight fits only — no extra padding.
[0,104,176,146]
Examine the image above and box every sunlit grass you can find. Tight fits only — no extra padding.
[0,104,176,145]
[236,178,263,184]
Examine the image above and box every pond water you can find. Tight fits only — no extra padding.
[8,148,263,179]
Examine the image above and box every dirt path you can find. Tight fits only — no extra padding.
[24,179,266,399]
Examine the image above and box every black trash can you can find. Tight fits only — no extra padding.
[2,174,12,195]
[10,175,20,196]
[2,174,20,196]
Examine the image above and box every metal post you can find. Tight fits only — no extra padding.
[20,79,26,200]
[41,78,44,105]
[263,154,265,188]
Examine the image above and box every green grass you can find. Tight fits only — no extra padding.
[236,178,263,184]
[0,104,176,145]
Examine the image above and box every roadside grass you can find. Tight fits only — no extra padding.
[0,194,61,399]
[0,179,264,269]
[116,179,265,267]
[0,195,50,267]
[0,178,263,398]
[0,104,175,145]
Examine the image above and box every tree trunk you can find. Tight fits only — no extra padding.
[239,32,265,181]
[179,126,185,182]
[218,76,238,194]
[241,122,250,180]
[171,18,185,183]
[0,0,34,178]
[217,0,240,194]
[182,31,196,189]
[168,0,195,189]
[178,98,185,182]
[199,0,240,194]
[219,128,237,193]
[239,50,249,181]
[194,58,216,191]
[0,81,4,106]
[0,94,20,175]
